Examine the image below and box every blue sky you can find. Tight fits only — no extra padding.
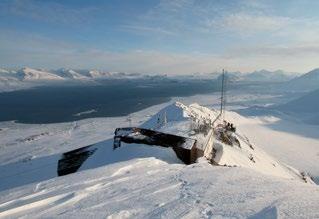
[1,0,319,74]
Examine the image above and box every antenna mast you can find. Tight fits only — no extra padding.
[220,69,227,121]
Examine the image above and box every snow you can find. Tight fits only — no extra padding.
[1,158,319,218]
[245,69,295,82]
[0,90,318,218]
[17,67,64,81]
[0,68,10,74]
[54,69,89,80]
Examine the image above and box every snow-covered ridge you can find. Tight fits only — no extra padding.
[0,67,300,82]
[0,100,318,218]
[17,67,64,80]
[141,102,313,183]
[0,67,149,81]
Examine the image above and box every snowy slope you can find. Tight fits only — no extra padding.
[1,158,319,219]
[0,96,318,218]
[0,73,30,93]
[141,102,312,182]
[286,68,319,91]
[17,67,64,81]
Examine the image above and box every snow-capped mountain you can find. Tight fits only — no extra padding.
[0,68,10,74]
[54,68,89,79]
[142,102,312,182]
[0,101,317,218]
[216,71,244,83]
[0,75,20,91]
[286,68,319,91]
[245,69,295,82]
[215,69,295,83]
[86,70,111,78]
[16,67,64,81]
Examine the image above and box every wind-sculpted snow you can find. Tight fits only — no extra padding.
[0,95,318,218]
[0,159,319,218]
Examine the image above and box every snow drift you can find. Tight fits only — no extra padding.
[0,101,318,218]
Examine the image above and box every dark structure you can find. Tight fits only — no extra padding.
[57,145,97,176]
[114,127,200,164]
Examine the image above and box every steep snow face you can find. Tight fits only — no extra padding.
[17,67,64,80]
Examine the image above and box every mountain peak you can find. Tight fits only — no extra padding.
[18,67,64,80]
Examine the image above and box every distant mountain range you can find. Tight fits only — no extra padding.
[216,69,299,83]
[0,67,318,92]
[0,67,147,81]
[0,67,303,82]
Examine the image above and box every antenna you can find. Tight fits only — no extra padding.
[220,69,227,121]
[220,69,225,117]
[223,70,227,120]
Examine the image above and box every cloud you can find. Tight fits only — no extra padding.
[2,0,319,74]
[2,29,319,74]
[210,13,291,34]
[227,43,319,57]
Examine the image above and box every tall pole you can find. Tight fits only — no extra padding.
[223,70,227,121]
[220,69,225,119]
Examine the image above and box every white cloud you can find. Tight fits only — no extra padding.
[227,43,319,57]
[2,0,319,74]
[209,13,291,34]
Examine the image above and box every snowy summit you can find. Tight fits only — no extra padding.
[0,102,318,218]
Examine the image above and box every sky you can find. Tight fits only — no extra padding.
[1,0,319,74]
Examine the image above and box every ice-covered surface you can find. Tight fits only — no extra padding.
[1,158,319,219]
[0,91,319,218]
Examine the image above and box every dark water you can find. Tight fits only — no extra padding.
[0,78,219,123]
